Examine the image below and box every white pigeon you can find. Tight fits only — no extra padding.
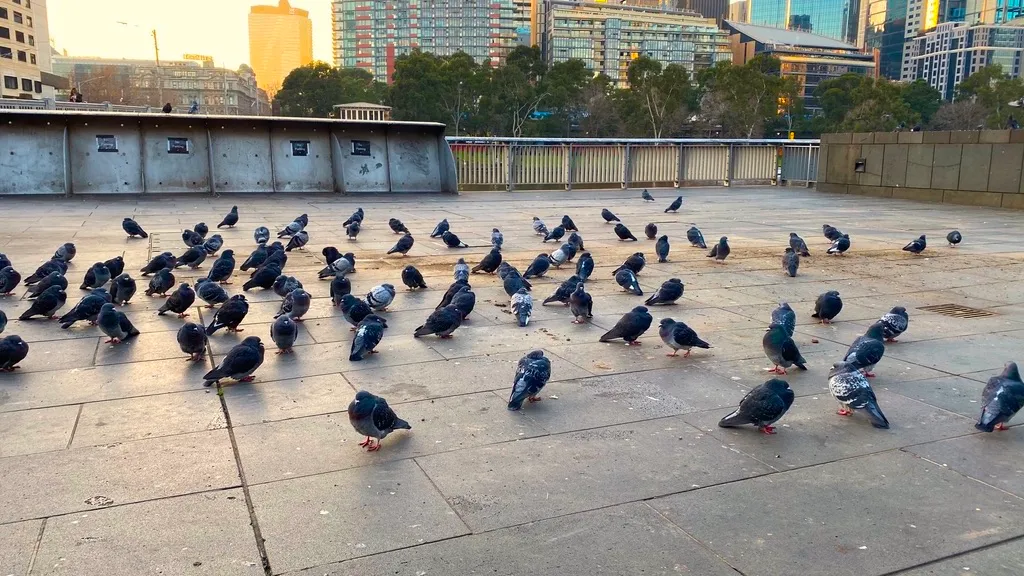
[366,284,396,311]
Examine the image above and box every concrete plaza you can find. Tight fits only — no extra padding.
[1,187,1023,575]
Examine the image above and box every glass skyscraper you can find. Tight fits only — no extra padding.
[744,0,862,45]
[863,0,908,79]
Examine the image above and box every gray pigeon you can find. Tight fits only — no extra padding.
[576,252,594,282]
[843,321,886,377]
[491,228,503,250]
[389,218,410,234]
[789,233,810,257]
[277,218,304,238]
[272,275,303,298]
[27,271,67,299]
[0,335,29,371]
[206,295,249,334]
[902,235,927,254]
[414,305,463,338]
[600,306,653,345]
[350,314,387,361]
[812,291,842,323]
[645,223,658,240]
[508,350,551,410]
[53,242,77,263]
[387,234,414,256]
[827,234,850,255]
[343,208,364,227]
[615,268,642,296]
[207,250,236,284]
[110,273,136,306]
[829,361,889,428]
[601,208,620,223]
[645,278,683,306]
[549,245,569,268]
[559,241,578,262]
[254,226,270,245]
[655,235,670,263]
[686,225,706,249]
[270,314,299,354]
[707,236,730,263]
[782,247,799,277]
[614,223,637,241]
[146,268,176,297]
[79,262,111,290]
[97,303,140,344]
[400,266,426,291]
[878,306,909,342]
[569,283,593,324]
[59,288,111,329]
[976,362,1024,432]
[542,225,565,243]
[430,218,450,238]
[718,379,795,434]
[947,230,962,247]
[771,302,796,337]
[366,284,396,311]
[122,218,148,238]
[285,230,309,251]
[659,318,710,357]
[762,323,807,374]
[454,258,470,282]
[182,228,204,247]
[177,323,208,361]
[158,283,196,318]
[641,189,654,202]
[0,266,21,295]
[276,288,311,321]
[346,221,360,241]
[331,275,352,305]
[441,230,468,248]
[567,231,585,251]
[524,254,551,279]
[203,336,265,386]
[348,390,411,451]
[450,285,476,319]
[19,286,67,320]
[665,196,682,213]
[532,217,548,236]
[511,287,533,327]
[217,206,239,228]
[503,269,531,297]
[543,275,581,306]
[203,233,223,255]
[176,246,207,269]
[472,249,502,274]
[318,256,352,279]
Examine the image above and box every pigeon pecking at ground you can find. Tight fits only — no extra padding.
[812,290,843,324]
[0,335,29,372]
[947,230,962,247]
[903,235,927,255]
[782,247,800,277]
[976,362,1024,432]
[511,287,533,327]
[878,306,909,343]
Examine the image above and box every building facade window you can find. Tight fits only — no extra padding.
[21,78,32,92]
[0,27,9,39]
[15,31,24,42]
[0,46,9,59]
[28,34,33,46]
[29,52,33,64]
[17,49,25,61]
[0,8,7,19]
[3,75,16,89]
[13,12,21,24]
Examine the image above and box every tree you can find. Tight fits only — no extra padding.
[841,77,917,132]
[955,64,1024,128]
[389,51,446,124]
[901,79,942,125]
[539,59,591,136]
[577,74,621,137]
[618,56,694,138]
[929,100,989,131]
[696,56,797,138]
[478,49,548,137]
[275,62,383,118]
[437,52,486,136]
[813,73,867,133]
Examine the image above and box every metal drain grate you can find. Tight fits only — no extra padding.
[918,304,996,318]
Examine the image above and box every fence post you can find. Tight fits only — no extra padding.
[507,143,515,191]
[726,143,734,186]
[565,143,573,191]
[676,142,685,187]
[805,143,813,183]
[623,143,630,189]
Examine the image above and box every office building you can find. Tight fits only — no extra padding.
[861,0,908,79]
[248,0,313,97]
[903,20,1024,99]
[679,0,729,23]
[725,20,875,110]
[545,1,732,88]
[964,0,1023,22]
[513,0,540,46]
[51,56,271,115]
[740,0,861,44]
[1,0,57,99]
[729,0,749,21]
[332,0,518,83]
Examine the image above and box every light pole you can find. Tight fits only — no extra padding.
[115,21,162,105]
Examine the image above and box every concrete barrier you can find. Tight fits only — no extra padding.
[0,110,457,195]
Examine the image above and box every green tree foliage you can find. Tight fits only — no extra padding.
[275,62,383,118]
[695,55,798,138]
[954,64,1024,128]
[615,56,694,137]
[901,80,942,124]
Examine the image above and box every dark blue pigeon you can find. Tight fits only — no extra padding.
[401,265,427,290]
[206,295,249,334]
[655,235,670,263]
[0,335,29,371]
[217,206,239,228]
[878,306,909,342]
[575,252,594,282]
[599,306,653,345]
[203,336,265,386]
[350,314,388,361]
[413,305,463,338]
[569,283,593,324]
[79,262,111,290]
[177,322,208,361]
[812,291,842,324]
[719,379,794,434]
[782,247,799,277]
[686,225,706,249]
[976,362,1024,432]
[771,302,796,338]
[97,302,140,344]
[270,314,299,354]
[122,217,148,238]
[207,250,235,284]
[195,278,229,308]
[158,283,196,318]
[19,286,66,320]
[348,390,411,451]
[843,321,886,377]
[615,268,642,296]
[508,350,551,410]
[645,278,683,306]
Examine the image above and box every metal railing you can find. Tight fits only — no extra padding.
[446,137,820,190]
[0,98,192,114]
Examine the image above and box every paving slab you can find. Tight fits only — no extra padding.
[0,520,42,576]
[0,404,79,458]
[71,389,226,447]
[893,537,1024,575]
[906,433,1024,497]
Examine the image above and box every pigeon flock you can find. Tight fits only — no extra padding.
[0,194,1019,453]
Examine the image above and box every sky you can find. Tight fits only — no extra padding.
[47,0,335,69]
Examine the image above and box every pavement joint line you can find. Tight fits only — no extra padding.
[642,501,749,576]
[905,450,1024,502]
[879,531,1024,576]
[65,404,84,450]
[26,516,46,575]
[412,456,474,533]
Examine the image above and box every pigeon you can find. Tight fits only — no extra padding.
[53,243,77,263]
[532,217,548,236]
[828,361,889,428]
[177,322,208,361]
[176,246,207,269]
[240,244,268,272]
[544,245,566,269]
[437,279,469,310]
[503,269,531,297]
[843,321,886,377]
[27,271,67,298]
[182,228,204,247]
[346,221,361,241]
[388,218,410,234]
[665,196,683,213]
[342,252,356,273]
[366,284,396,311]
[122,218,148,239]
[615,253,645,276]
[202,234,224,255]
[615,268,643,296]
[568,283,593,323]
[0,267,21,295]
[450,285,476,319]
[827,234,850,255]
[641,189,654,202]
[103,256,125,278]
[491,228,504,250]
[254,226,270,245]
[25,259,68,284]
[508,350,551,410]
[645,278,684,306]
[277,218,304,238]
[430,218,450,238]
[559,241,578,263]
[207,250,236,284]
[295,213,309,228]
[276,288,311,321]
[600,306,653,345]
[194,222,209,238]
[195,278,229,308]
[568,231,585,251]
[655,235,670,263]
[145,268,176,297]
[614,223,637,241]
[217,206,239,228]
[206,295,249,334]
[686,225,706,248]
[976,362,1024,432]
[203,336,265,386]
[243,264,281,291]
[330,275,352,306]
[442,230,468,248]
[947,230,962,247]
[158,283,196,318]
[903,235,927,255]
[561,215,578,231]
[707,236,730,263]
[340,294,373,329]
[272,275,303,299]
[496,262,513,280]
[19,286,66,320]
[401,265,427,291]
[524,254,551,279]
[812,290,843,324]
[343,208,364,227]
[285,230,309,252]
[543,225,566,243]
[576,252,594,282]
[97,303,140,344]
[601,208,620,223]
[387,233,415,256]
[348,390,411,451]
[878,306,909,343]
[762,323,807,374]
[511,287,533,327]
[472,249,502,274]
[78,264,111,291]
[718,379,795,434]
[454,258,470,282]
[659,318,710,357]
[414,304,463,338]
[58,288,111,329]
[270,314,299,354]
[543,274,581,306]
[318,256,352,279]
[0,335,29,371]
[822,224,842,241]
[110,273,137,306]
[771,302,796,337]
[350,315,388,361]
[0,309,6,332]
[645,223,658,240]
[256,250,287,275]
[783,247,799,277]
[789,233,810,257]
[0,253,9,270]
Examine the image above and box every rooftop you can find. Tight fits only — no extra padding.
[724,20,861,50]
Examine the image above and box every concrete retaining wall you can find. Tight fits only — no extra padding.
[0,110,457,195]
[816,131,1024,209]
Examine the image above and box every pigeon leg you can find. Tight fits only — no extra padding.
[760,425,777,435]
[528,396,542,403]
[222,280,232,285]
[239,375,256,382]
[626,340,642,346]
[863,371,876,378]
[293,317,304,322]
[885,338,898,343]
[206,304,215,309]
[366,439,381,452]
[440,334,454,339]
[996,423,1009,431]
[177,312,190,318]
[105,338,122,344]
[49,315,58,320]
[358,437,372,447]
[229,327,244,332]
[836,407,852,416]
[765,365,781,374]
[683,350,692,358]
[666,350,678,357]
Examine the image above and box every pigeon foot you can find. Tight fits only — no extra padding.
[996,423,1009,431]
[239,375,256,382]
[760,425,777,435]
[837,408,852,416]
